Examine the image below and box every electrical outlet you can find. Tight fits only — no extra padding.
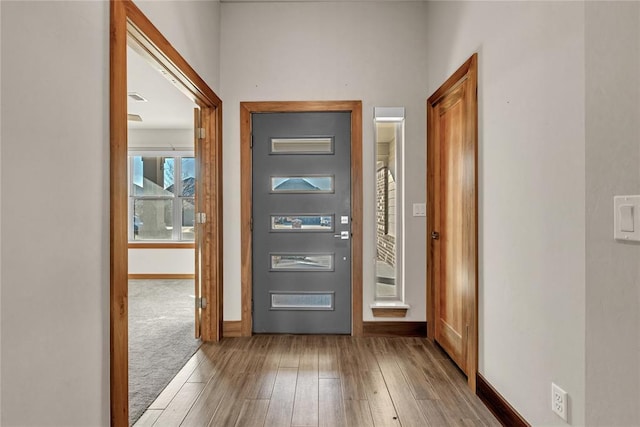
[551,383,568,421]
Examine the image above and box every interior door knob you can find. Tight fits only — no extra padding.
[431,231,440,240]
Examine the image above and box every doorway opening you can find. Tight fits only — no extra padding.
[110,1,223,424]
[126,43,200,423]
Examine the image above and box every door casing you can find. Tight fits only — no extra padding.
[427,54,478,391]
[240,101,363,337]
[110,1,223,425]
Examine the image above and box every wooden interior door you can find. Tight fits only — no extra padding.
[427,54,478,388]
[193,105,219,341]
[194,108,203,338]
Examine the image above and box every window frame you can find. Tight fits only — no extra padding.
[373,108,405,303]
[128,149,195,242]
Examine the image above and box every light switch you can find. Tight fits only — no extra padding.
[614,195,640,242]
[413,203,426,217]
[620,205,634,232]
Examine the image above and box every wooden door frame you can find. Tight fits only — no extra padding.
[426,54,478,391]
[240,101,363,337]
[110,1,223,424]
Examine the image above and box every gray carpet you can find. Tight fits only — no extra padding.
[128,279,201,425]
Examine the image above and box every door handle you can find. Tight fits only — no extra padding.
[334,231,350,240]
[431,231,440,240]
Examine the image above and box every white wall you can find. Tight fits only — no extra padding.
[425,2,586,425]
[135,0,221,92]
[129,128,194,149]
[585,2,640,425]
[1,2,110,424]
[0,0,3,417]
[129,248,194,275]
[220,1,429,322]
[0,1,220,424]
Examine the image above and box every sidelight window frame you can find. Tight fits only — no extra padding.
[373,107,405,303]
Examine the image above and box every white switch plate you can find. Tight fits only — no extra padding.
[413,203,426,217]
[614,195,640,242]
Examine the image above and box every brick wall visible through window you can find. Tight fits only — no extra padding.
[376,167,396,267]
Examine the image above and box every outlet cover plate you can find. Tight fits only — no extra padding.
[551,382,568,421]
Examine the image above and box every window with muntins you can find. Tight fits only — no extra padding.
[129,153,195,241]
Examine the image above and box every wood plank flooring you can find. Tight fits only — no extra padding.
[134,336,500,427]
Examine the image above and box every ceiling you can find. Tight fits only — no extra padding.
[127,46,196,130]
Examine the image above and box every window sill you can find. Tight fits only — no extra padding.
[128,242,195,249]
[370,302,410,318]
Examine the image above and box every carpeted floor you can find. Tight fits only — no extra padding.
[128,279,201,425]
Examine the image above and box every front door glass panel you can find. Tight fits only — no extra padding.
[270,292,334,310]
[270,176,334,193]
[270,253,334,271]
[270,137,334,154]
[270,215,334,232]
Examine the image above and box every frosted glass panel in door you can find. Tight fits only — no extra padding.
[270,176,334,193]
[270,254,334,271]
[270,215,333,231]
[270,137,334,154]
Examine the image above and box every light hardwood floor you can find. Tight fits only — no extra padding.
[134,335,500,427]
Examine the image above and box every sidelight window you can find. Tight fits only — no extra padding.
[373,107,405,302]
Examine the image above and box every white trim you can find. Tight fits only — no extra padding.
[369,301,410,309]
[373,107,405,303]
[374,107,405,122]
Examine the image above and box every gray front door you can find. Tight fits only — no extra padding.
[252,112,351,334]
